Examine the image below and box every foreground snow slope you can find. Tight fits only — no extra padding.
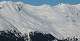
[0,1,80,39]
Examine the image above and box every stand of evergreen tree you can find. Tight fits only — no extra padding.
[0,30,78,41]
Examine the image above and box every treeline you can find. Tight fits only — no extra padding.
[0,30,79,41]
[0,30,27,41]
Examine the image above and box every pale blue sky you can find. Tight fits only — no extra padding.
[22,0,80,5]
[0,0,80,5]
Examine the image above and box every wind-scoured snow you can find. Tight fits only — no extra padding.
[0,1,80,40]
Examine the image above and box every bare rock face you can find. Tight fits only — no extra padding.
[0,1,80,40]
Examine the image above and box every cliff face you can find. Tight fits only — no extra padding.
[0,1,80,40]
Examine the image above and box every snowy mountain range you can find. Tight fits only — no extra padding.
[0,1,80,40]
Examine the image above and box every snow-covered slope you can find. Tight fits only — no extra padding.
[0,1,80,40]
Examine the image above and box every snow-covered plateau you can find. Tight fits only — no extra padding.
[0,1,80,41]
